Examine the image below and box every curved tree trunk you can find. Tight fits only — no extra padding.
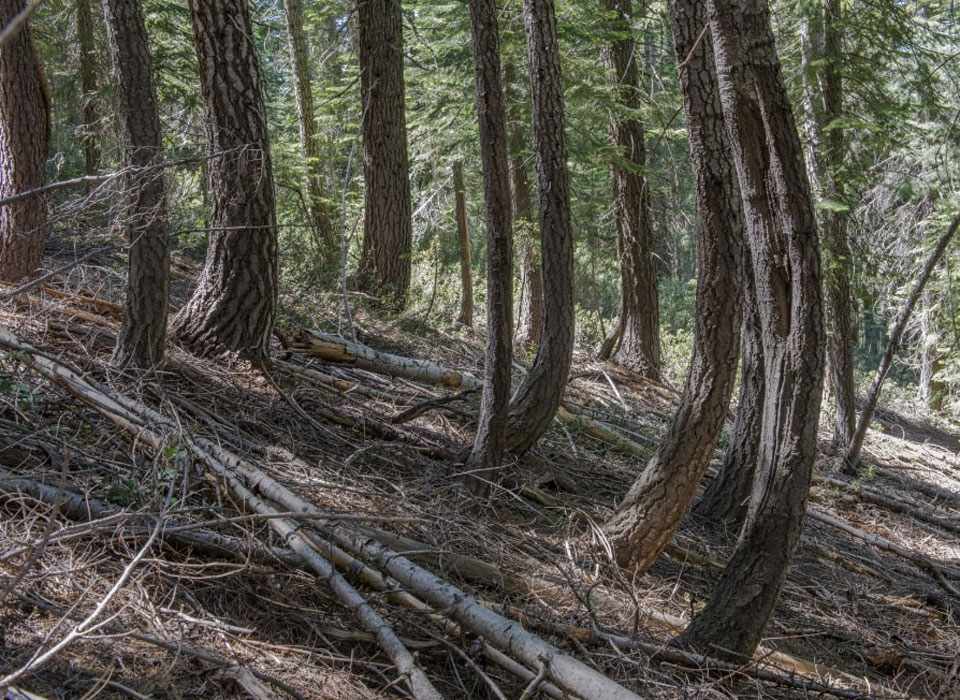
[679,0,825,661]
[0,0,49,282]
[604,0,660,379]
[693,269,763,529]
[283,0,335,257]
[171,0,278,361]
[462,0,513,497]
[357,0,413,308]
[604,0,743,572]
[103,0,170,369]
[453,160,473,327]
[77,0,101,180]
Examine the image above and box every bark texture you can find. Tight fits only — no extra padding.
[801,0,855,446]
[504,0,575,454]
[0,0,49,282]
[77,0,101,179]
[679,0,825,660]
[283,0,335,256]
[462,0,514,496]
[603,0,660,378]
[172,0,278,360]
[605,0,743,572]
[357,0,413,307]
[103,0,170,369]
[453,161,473,327]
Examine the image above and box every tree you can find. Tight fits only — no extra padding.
[283,0,336,258]
[171,0,278,361]
[503,0,575,454]
[77,0,101,180]
[453,161,473,328]
[461,0,513,497]
[800,0,856,447]
[598,0,660,379]
[0,0,49,283]
[678,0,825,660]
[604,0,743,572]
[357,0,413,307]
[102,0,170,369]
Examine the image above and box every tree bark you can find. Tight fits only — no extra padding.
[504,0,575,454]
[357,0,413,308]
[103,0,170,369]
[462,0,514,497]
[453,161,473,327]
[843,211,960,472]
[918,290,943,411]
[0,0,49,282]
[603,0,660,379]
[505,61,542,350]
[171,0,278,361]
[605,0,743,572]
[800,0,855,447]
[678,0,825,661]
[77,0,101,180]
[283,0,335,257]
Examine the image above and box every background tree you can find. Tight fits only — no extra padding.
[76,0,100,180]
[171,0,278,360]
[0,0,49,283]
[453,160,473,328]
[103,0,170,369]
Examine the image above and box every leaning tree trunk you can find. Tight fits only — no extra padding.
[462,0,514,497]
[283,0,335,257]
[453,161,473,328]
[171,0,278,361]
[801,0,855,447]
[505,60,543,350]
[357,0,413,308]
[504,0,575,454]
[0,0,49,283]
[603,0,660,379]
[693,265,764,530]
[604,0,743,572]
[679,0,825,661]
[103,0,170,369]
[77,0,101,180]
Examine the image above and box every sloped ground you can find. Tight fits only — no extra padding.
[0,243,958,699]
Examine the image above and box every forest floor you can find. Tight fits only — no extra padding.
[0,240,958,700]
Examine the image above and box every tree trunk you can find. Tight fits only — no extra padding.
[102,0,170,369]
[918,291,943,411]
[171,0,278,361]
[0,0,49,282]
[357,0,413,308]
[603,0,660,379]
[504,0,575,454]
[605,0,743,572]
[678,0,825,661]
[800,0,856,447]
[453,161,473,327]
[462,0,514,497]
[693,269,764,529]
[283,0,335,257]
[505,61,542,350]
[77,0,101,180]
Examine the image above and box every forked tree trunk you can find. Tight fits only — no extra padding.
[0,0,49,282]
[679,0,825,661]
[693,268,763,529]
[283,0,335,256]
[801,0,855,447]
[357,0,413,308]
[103,0,170,369]
[603,0,660,379]
[605,0,743,572]
[77,0,101,180]
[462,0,514,496]
[172,0,278,361]
[504,0,575,454]
[453,161,473,327]
[505,61,543,350]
